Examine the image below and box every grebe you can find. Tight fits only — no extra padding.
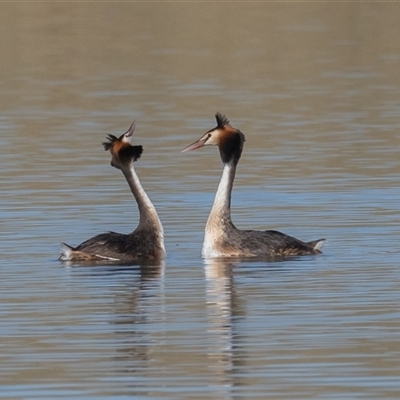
[59,121,165,263]
[182,113,325,258]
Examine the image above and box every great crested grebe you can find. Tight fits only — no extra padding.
[182,113,325,258]
[59,121,165,263]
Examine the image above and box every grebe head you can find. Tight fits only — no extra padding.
[181,113,245,164]
[102,121,143,169]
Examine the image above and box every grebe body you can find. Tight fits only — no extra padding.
[60,121,165,263]
[182,113,324,259]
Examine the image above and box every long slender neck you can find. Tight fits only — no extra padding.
[207,161,237,228]
[120,163,163,232]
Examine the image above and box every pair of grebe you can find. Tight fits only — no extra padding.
[60,114,324,262]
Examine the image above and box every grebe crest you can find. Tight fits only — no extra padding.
[182,112,325,259]
[102,121,142,170]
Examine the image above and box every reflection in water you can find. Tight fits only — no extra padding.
[111,262,165,377]
[204,258,244,393]
[49,261,166,398]
[61,259,165,275]
[101,262,165,383]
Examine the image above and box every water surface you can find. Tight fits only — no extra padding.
[1,3,400,399]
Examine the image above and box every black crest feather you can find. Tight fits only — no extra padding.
[102,134,118,151]
[215,112,229,128]
[119,145,143,163]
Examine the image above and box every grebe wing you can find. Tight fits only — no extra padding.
[240,229,325,255]
[74,231,132,254]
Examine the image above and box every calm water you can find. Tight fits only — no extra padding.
[1,3,400,399]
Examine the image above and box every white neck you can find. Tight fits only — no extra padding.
[121,164,164,235]
[209,162,235,221]
[203,162,236,257]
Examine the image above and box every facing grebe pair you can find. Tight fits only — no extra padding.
[60,114,324,262]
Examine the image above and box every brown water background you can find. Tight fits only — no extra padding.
[1,3,400,399]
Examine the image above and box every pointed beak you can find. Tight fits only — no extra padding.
[181,138,207,153]
[125,120,136,138]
